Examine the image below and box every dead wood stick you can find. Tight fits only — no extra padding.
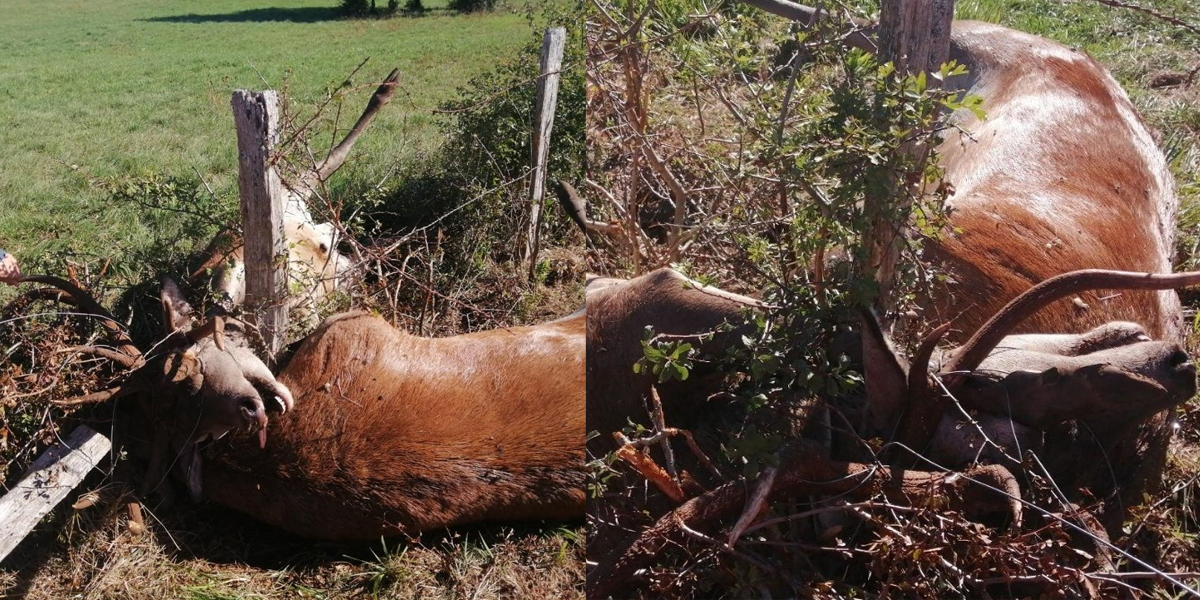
[126,501,146,536]
[614,443,686,504]
[614,426,723,480]
[727,465,776,546]
[647,387,677,479]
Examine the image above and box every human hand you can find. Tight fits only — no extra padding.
[0,249,21,285]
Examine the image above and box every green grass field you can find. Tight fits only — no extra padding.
[0,0,537,269]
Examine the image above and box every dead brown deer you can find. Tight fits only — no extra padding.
[191,69,402,325]
[24,274,585,541]
[586,10,1200,596]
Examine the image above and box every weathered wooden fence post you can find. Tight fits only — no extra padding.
[231,90,289,358]
[522,26,567,277]
[866,0,954,313]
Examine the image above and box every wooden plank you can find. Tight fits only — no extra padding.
[231,90,289,358]
[522,27,567,275]
[0,426,111,563]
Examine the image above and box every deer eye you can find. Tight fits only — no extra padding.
[319,242,329,254]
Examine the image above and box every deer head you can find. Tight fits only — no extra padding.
[159,279,294,449]
[19,274,295,499]
[865,270,1200,468]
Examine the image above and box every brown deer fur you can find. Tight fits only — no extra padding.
[930,21,1180,342]
[188,311,586,540]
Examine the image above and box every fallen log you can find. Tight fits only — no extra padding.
[0,426,112,563]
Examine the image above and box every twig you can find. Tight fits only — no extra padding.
[727,465,776,546]
[614,426,723,481]
[676,515,808,591]
[1082,0,1200,36]
[613,434,686,503]
[647,387,677,479]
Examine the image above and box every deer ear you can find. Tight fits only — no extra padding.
[161,278,194,334]
[163,350,202,391]
[860,309,910,435]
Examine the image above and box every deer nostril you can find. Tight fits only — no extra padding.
[1170,349,1195,371]
[239,398,261,418]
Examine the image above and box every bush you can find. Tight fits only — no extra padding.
[340,0,374,16]
[448,0,496,12]
[432,2,585,245]
[359,2,584,266]
[324,3,586,330]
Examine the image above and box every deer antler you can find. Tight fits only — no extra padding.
[14,274,150,405]
[313,68,401,182]
[887,322,952,466]
[945,270,1200,375]
[19,274,142,362]
[52,383,146,406]
[185,314,226,351]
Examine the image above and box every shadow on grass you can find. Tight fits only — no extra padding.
[142,7,454,24]
[142,7,342,23]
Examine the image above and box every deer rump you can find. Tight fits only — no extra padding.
[586,20,1197,535]
[186,310,587,541]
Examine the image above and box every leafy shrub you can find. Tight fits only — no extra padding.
[448,0,496,12]
[433,2,584,245]
[359,1,584,266]
[340,0,371,16]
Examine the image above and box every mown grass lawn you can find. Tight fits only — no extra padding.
[0,0,537,269]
